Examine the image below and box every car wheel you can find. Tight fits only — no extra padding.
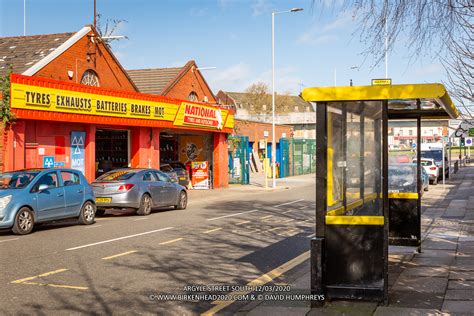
[95,209,105,216]
[12,207,35,235]
[137,194,152,216]
[78,201,96,225]
[175,191,187,210]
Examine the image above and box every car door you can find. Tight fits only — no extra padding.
[33,171,66,221]
[154,170,175,206]
[141,171,162,207]
[60,170,84,216]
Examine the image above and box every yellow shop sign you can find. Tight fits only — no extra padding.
[11,82,234,130]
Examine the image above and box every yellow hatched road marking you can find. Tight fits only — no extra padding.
[264,227,281,233]
[283,219,294,223]
[102,250,137,260]
[22,282,88,291]
[282,210,292,214]
[201,251,310,316]
[159,238,184,245]
[203,228,222,234]
[235,220,250,226]
[11,269,68,284]
[260,215,273,220]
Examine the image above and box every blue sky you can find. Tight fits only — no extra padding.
[0,0,446,95]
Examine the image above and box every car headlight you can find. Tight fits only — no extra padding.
[0,195,12,209]
[0,195,12,217]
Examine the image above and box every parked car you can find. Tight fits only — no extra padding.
[92,168,187,216]
[160,164,179,184]
[389,163,429,194]
[413,158,439,184]
[168,161,190,188]
[421,167,429,192]
[421,149,449,179]
[0,168,96,235]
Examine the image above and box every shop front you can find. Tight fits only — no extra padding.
[4,74,234,188]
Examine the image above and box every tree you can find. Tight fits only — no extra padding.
[0,68,15,126]
[323,0,473,116]
[243,83,297,114]
[95,13,128,47]
[243,82,271,114]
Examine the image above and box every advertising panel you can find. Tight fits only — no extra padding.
[191,161,209,190]
[10,76,234,131]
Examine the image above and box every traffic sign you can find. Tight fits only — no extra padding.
[371,78,392,86]
[411,142,417,149]
[466,137,473,147]
[43,156,55,168]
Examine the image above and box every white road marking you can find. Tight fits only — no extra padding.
[133,217,148,221]
[274,199,304,208]
[66,227,174,251]
[207,210,259,221]
[306,233,316,238]
[85,224,102,229]
[0,238,19,243]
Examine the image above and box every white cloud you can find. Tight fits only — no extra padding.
[241,66,303,95]
[169,61,186,67]
[297,11,354,46]
[413,63,443,77]
[252,0,271,17]
[206,62,252,92]
[321,11,354,32]
[218,0,233,9]
[207,63,304,95]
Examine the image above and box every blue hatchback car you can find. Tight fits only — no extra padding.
[0,168,96,235]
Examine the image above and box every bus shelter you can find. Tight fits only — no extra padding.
[302,84,459,302]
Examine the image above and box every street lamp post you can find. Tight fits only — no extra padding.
[272,7,303,189]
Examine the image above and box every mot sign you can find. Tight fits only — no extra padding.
[71,131,86,174]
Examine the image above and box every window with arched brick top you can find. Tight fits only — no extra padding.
[188,91,198,102]
[81,70,100,87]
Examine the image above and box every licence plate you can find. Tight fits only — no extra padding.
[96,197,112,203]
[179,177,186,180]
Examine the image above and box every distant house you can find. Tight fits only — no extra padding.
[216,90,315,139]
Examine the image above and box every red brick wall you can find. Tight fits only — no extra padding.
[34,31,137,92]
[234,120,292,143]
[164,68,216,104]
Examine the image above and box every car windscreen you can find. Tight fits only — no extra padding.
[0,172,39,189]
[421,150,443,162]
[96,170,136,181]
[160,165,173,172]
[170,163,185,171]
[415,160,433,166]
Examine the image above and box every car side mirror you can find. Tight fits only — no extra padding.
[38,184,49,192]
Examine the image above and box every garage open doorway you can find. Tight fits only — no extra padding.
[95,129,130,178]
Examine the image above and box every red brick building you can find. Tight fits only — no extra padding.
[0,26,233,188]
[127,60,217,104]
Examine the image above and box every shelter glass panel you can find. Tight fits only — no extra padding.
[327,101,382,216]
[388,120,418,193]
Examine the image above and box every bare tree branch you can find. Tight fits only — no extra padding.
[320,0,473,116]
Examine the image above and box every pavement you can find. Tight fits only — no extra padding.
[188,172,315,204]
[236,166,474,316]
